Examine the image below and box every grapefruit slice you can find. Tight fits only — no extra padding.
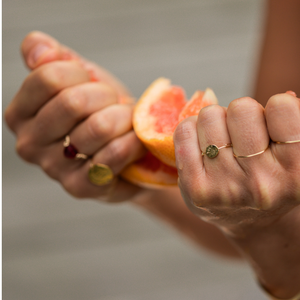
[133,78,218,168]
[121,151,178,189]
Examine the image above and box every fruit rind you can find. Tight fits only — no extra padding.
[120,152,178,189]
[132,78,219,185]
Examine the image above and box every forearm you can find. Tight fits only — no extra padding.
[130,187,241,259]
[228,206,300,299]
[254,0,300,107]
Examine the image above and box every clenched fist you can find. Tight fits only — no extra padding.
[174,93,300,298]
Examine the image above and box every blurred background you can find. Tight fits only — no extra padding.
[3,0,270,299]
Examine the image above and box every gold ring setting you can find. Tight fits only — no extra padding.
[203,137,299,160]
[202,143,232,159]
[63,135,88,160]
[88,163,114,186]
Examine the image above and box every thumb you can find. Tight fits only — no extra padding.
[21,31,79,70]
[21,31,131,98]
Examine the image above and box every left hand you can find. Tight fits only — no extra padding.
[174,93,300,235]
[173,93,300,298]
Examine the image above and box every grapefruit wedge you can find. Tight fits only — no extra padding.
[121,151,178,189]
[132,78,218,168]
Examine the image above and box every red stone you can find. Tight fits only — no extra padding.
[64,144,78,159]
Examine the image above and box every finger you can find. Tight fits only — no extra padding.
[227,97,272,172]
[265,93,300,166]
[27,82,118,145]
[30,130,145,180]
[34,132,145,201]
[61,162,142,203]
[21,31,71,70]
[68,104,134,155]
[7,61,90,131]
[197,105,238,172]
[41,141,141,201]
[174,116,205,200]
[21,31,130,97]
[92,130,146,175]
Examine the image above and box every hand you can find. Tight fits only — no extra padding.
[5,31,146,202]
[174,94,300,234]
[173,94,300,297]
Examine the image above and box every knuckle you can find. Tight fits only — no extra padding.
[88,112,113,140]
[40,157,58,179]
[228,97,262,120]
[265,93,296,116]
[59,87,86,118]
[96,82,118,102]
[16,136,34,162]
[37,61,85,93]
[38,63,65,92]
[198,104,223,125]
[174,117,197,143]
[62,175,87,199]
[105,138,128,164]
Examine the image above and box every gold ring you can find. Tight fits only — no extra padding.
[233,145,269,159]
[272,139,300,145]
[202,143,232,159]
[88,163,114,186]
[63,135,88,160]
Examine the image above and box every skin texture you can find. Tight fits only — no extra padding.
[4,0,300,298]
[5,32,240,258]
[174,95,300,298]
[173,1,300,297]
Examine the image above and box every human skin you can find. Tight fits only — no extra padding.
[174,95,300,299]
[5,0,300,298]
[173,1,300,298]
[5,31,240,259]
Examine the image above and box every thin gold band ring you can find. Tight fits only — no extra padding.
[272,139,300,145]
[233,145,269,159]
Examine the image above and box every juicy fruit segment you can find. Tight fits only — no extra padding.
[133,78,218,168]
[149,86,186,134]
[178,88,218,122]
[121,152,178,189]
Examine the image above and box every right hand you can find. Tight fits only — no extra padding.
[5,31,147,203]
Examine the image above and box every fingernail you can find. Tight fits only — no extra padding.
[28,44,51,67]
[286,90,297,97]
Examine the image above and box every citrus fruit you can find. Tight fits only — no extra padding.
[133,78,218,168]
[121,151,178,189]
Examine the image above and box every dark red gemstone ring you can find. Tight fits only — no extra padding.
[63,135,88,160]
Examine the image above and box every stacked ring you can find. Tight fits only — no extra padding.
[88,163,114,186]
[233,144,269,159]
[272,139,300,145]
[63,135,88,160]
[63,135,114,186]
[202,143,232,159]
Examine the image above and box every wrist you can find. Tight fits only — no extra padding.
[227,207,300,299]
